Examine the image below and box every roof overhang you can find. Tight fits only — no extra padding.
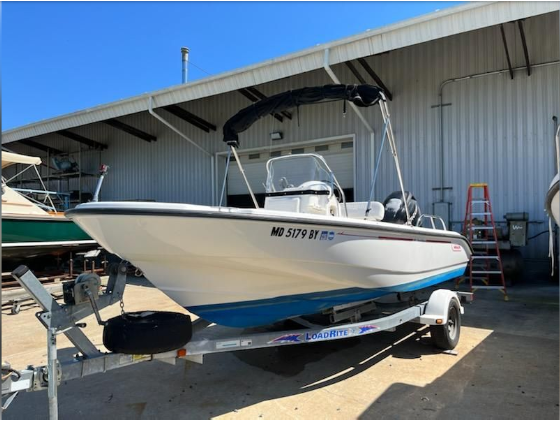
[2,1,558,144]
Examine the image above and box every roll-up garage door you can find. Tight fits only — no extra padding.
[227,139,354,207]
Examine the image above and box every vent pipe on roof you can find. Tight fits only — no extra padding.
[181,47,189,84]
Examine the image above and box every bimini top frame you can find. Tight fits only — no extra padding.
[2,154,57,213]
[219,84,412,224]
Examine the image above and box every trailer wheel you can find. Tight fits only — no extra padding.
[103,311,192,354]
[430,300,461,350]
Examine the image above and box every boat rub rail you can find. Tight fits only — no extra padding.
[66,206,472,249]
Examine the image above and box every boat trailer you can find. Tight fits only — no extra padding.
[1,263,472,419]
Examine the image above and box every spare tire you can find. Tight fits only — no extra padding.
[103,311,192,354]
[382,191,421,226]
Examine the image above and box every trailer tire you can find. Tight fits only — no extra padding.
[103,311,192,354]
[430,300,461,350]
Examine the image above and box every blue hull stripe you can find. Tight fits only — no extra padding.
[187,267,466,328]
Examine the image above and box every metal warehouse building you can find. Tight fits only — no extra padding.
[2,2,559,269]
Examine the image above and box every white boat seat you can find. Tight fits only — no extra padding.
[345,201,385,221]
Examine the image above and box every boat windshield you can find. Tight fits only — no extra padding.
[265,154,334,193]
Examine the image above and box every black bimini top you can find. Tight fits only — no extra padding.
[223,84,384,147]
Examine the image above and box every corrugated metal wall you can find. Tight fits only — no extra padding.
[362,11,560,259]
[7,11,559,259]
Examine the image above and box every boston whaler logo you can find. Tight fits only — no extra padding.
[320,230,335,241]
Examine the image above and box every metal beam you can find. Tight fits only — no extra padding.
[517,20,531,76]
[17,139,63,155]
[56,130,107,150]
[345,61,367,84]
[500,24,514,80]
[238,88,259,102]
[357,58,393,101]
[238,89,284,122]
[161,105,217,133]
[246,87,292,120]
[103,119,157,143]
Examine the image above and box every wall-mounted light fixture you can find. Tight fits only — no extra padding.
[270,132,283,141]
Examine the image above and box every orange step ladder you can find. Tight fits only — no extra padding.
[461,183,508,300]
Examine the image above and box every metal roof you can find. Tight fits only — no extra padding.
[2,1,558,144]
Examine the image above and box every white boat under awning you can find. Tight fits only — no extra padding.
[2,152,42,169]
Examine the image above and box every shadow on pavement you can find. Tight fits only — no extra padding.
[358,329,559,419]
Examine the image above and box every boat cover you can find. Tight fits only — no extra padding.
[223,84,384,146]
[2,152,42,169]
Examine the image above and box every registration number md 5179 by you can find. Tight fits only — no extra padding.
[270,226,335,241]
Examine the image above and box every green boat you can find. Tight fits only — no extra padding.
[2,151,97,263]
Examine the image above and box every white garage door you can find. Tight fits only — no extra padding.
[227,139,354,206]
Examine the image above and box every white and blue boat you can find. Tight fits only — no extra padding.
[67,85,471,328]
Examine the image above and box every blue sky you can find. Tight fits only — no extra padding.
[2,1,463,130]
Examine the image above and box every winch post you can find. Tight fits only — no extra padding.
[10,263,128,358]
[47,328,58,420]
[11,266,100,358]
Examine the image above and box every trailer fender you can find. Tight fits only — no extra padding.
[414,289,463,326]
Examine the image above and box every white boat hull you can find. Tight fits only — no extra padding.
[546,174,559,225]
[67,203,470,327]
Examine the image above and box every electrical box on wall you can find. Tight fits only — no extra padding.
[505,212,529,247]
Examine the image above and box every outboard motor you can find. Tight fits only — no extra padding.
[382,191,420,226]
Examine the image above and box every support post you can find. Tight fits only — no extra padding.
[47,328,58,420]
[345,61,367,84]
[517,20,531,76]
[357,58,393,101]
[499,24,514,80]
[219,148,232,207]
[378,100,411,224]
[230,146,259,208]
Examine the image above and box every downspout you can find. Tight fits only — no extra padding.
[438,60,560,202]
[148,96,216,205]
[323,48,375,201]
